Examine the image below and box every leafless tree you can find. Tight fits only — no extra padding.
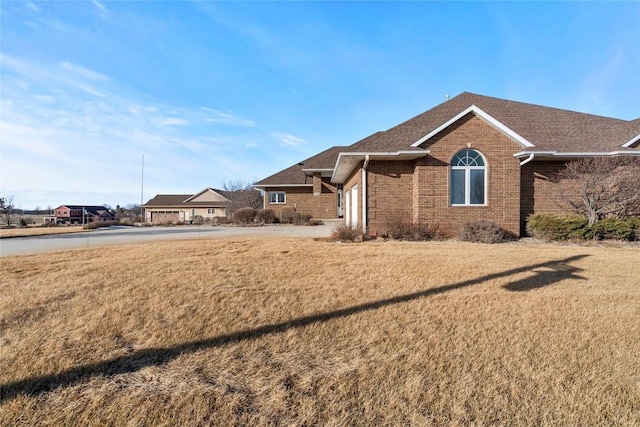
[221,180,263,214]
[1,194,15,226]
[556,157,640,226]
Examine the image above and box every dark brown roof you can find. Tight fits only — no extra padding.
[254,146,348,186]
[350,92,640,152]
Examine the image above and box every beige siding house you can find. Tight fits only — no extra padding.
[143,188,231,224]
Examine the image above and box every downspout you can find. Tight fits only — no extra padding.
[361,155,370,234]
[519,153,535,166]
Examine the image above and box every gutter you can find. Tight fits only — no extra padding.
[362,155,370,234]
[519,153,535,166]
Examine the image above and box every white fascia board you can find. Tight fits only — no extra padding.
[301,168,334,178]
[513,150,640,159]
[183,187,212,202]
[622,133,640,148]
[253,184,313,189]
[411,105,535,148]
[331,150,429,182]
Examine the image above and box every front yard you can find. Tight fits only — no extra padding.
[1,238,638,425]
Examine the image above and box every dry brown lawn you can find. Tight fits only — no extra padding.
[0,226,86,238]
[1,237,638,426]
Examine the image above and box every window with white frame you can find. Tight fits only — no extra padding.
[450,149,487,206]
[269,191,286,204]
[208,208,215,214]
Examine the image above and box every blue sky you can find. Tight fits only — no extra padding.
[1,1,639,210]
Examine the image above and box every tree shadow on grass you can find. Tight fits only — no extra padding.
[0,254,589,403]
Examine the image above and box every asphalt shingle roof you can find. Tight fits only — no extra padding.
[351,92,640,152]
[256,92,640,186]
[254,146,349,186]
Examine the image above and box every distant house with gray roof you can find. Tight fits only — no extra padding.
[143,188,231,224]
[254,92,640,236]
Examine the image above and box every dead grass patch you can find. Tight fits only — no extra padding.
[1,238,639,425]
[0,226,87,238]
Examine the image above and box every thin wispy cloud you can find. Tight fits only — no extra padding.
[273,132,305,147]
[1,1,637,209]
[0,53,300,207]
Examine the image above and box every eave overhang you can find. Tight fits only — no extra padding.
[301,168,334,178]
[622,133,640,148]
[331,150,429,183]
[411,104,535,148]
[253,184,313,190]
[514,150,640,162]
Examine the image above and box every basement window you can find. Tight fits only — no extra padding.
[269,192,286,204]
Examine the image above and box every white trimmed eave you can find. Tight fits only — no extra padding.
[514,150,640,162]
[411,104,535,149]
[301,168,334,178]
[253,184,313,189]
[331,150,429,183]
[622,133,640,148]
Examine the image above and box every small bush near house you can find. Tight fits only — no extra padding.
[384,210,442,241]
[256,209,276,224]
[526,213,640,241]
[233,208,257,225]
[192,215,204,225]
[459,220,515,243]
[293,212,312,225]
[526,213,589,241]
[279,208,296,224]
[330,224,364,242]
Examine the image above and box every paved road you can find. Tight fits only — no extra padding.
[0,222,339,256]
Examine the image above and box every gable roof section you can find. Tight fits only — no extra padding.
[350,92,640,153]
[255,92,639,186]
[254,146,348,187]
[144,189,230,207]
[184,188,231,203]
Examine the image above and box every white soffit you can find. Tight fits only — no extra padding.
[410,105,535,148]
[331,151,428,183]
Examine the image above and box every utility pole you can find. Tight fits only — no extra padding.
[140,154,144,223]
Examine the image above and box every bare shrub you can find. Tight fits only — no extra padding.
[330,224,363,242]
[384,210,441,240]
[279,208,296,224]
[255,209,276,224]
[556,157,640,226]
[191,215,204,225]
[293,212,312,225]
[233,208,257,225]
[459,220,515,243]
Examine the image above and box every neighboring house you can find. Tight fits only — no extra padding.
[143,188,231,223]
[54,205,116,224]
[255,92,640,237]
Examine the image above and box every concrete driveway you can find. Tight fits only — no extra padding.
[0,221,341,256]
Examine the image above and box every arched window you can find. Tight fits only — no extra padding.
[450,149,486,206]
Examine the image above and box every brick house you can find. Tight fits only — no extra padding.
[54,205,116,224]
[255,92,640,237]
[143,188,231,224]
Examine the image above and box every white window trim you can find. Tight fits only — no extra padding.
[450,150,488,207]
[269,191,286,204]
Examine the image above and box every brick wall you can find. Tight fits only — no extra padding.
[366,160,415,236]
[520,161,571,233]
[264,178,339,219]
[365,113,524,237]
